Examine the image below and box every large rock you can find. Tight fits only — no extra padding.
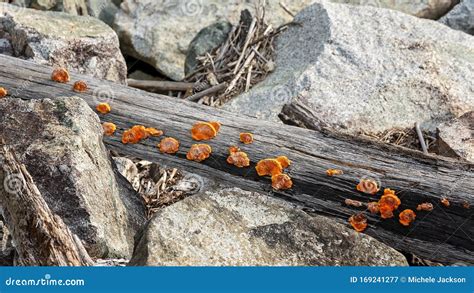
[0,97,147,258]
[331,0,457,19]
[437,111,474,162]
[129,188,408,266]
[224,2,474,135]
[439,0,474,35]
[113,0,314,80]
[0,3,127,84]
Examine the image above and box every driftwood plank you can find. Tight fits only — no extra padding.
[0,142,93,266]
[0,55,472,265]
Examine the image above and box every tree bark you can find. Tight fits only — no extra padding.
[0,55,472,265]
[0,142,93,266]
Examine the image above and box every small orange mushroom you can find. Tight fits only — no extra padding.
[275,156,291,169]
[159,137,180,154]
[227,150,250,168]
[72,80,88,92]
[186,144,212,162]
[145,127,163,137]
[345,198,363,207]
[441,197,450,207]
[367,201,380,214]
[271,174,293,190]
[378,193,401,219]
[96,103,111,114]
[326,169,343,176]
[102,122,116,136]
[416,202,433,212]
[463,201,470,209]
[228,145,240,154]
[240,132,254,144]
[349,213,367,232]
[383,188,396,195]
[131,125,148,141]
[209,121,221,133]
[356,178,380,195]
[122,129,139,144]
[191,121,218,141]
[399,209,416,226]
[51,68,70,83]
[0,87,7,97]
[255,159,283,176]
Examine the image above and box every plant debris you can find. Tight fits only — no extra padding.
[183,8,286,106]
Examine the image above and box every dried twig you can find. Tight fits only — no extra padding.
[415,122,429,154]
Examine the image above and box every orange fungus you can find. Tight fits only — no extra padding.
[378,193,401,219]
[102,122,116,136]
[209,121,221,133]
[416,202,433,211]
[51,68,70,83]
[367,201,380,214]
[227,150,250,168]
[96,103,111,114]
[399,209,416,226]
[271,174,293,190]
[229,146,240,154]
[240,133,254,144]
[186,144,212,162]
[276,156,291,169]
[345,198,363,207]
[326,169,343,176]
[255,159,283,176]
[131,125,148,140]
[463,201,470,209]
[356,178,380,195]
[72,80,88,92]
[159,137,180,154]
[349,213,367,232]
[0,87,7,97]
[191,121,218,141]
[441,197,450,207]
[145,127,163,137]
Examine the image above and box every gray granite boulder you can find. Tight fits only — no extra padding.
[129,188,408,266]
[0,3,127,84]
[0,97,147,258]
[224,1,474,135]
[440,0,474,35]
[437,111,474,162]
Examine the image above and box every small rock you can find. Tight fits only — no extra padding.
[129,188,408,266]
[113,0,314,80]
[330,0,457,19]
[113,157,138,184]
[185,21,232,75]
[437,111,474,162]
[86,0,119,26]
[0,97,147,258]
[439,0,474,35]
[224,1,474,135]
[0,3,127,84]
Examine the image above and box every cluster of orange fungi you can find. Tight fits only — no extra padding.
[227,146,250,167]
[349,213,367,232]
[187,144,212,162]
[255,156,292,190]
[159,137,180,154]
[326,169,343,176]
[0,87,7,98]
[73,80,88,93]
[121,125,163,144]
[51,68,70,83]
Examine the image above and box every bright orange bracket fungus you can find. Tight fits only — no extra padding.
[378,192,401,219]
[191,121,218,141]
[0,87,7,97]
[227,150,250,168]
[72,81,88,92]
[240,133,254,144]
[326,169,343,176]
[399,209,416,226]
[276,156,291,169]
[51,68,70,83]
[416,202,433,212]
[159,137,180,154]
[356,178,380,195]
[349,213,367,232]
[186,144,212,162]
[256,159,283,176]
[102,122,116,136]
[96,103,111,114]
[441,197,450,207]
[271,174,293,190]
[145,127,163,137]
[367,202,380,214]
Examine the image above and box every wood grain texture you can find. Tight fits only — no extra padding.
[0,143,93,266]
[0,55,472,265]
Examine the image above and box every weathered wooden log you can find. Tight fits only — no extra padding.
[0,55,472,265]
[0,142,93,266]
[127,79,195,92]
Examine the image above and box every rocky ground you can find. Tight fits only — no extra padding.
[0,0,472,266]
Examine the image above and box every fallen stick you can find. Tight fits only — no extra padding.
[0,55,472,265]
[127,79,195,92]
[186,83,227,102]
[0,142,93,266]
